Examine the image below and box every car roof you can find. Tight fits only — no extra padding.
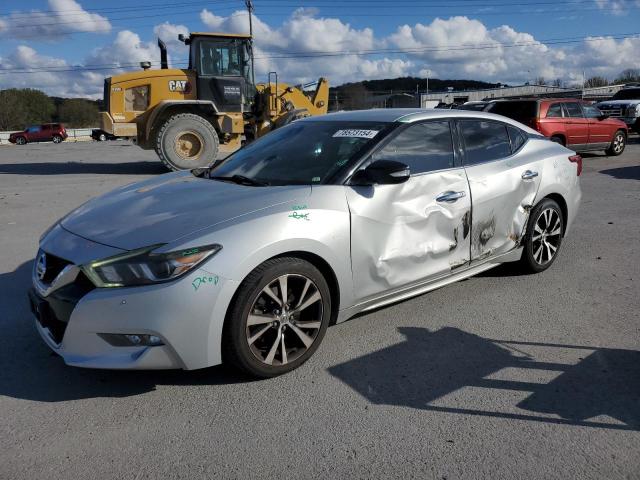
[299,108,539,133]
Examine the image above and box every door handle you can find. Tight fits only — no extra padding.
[436,191,466,203]
[521,170,539,180]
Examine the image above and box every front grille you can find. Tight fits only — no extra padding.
[599,108,624,118]
[29,269,96,345]
[40,252,71,284]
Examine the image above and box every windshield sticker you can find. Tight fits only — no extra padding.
[333,129,379,139]
[289,204,310,221]
[192,275,219,291]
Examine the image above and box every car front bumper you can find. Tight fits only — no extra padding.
[31,225,239,370]
[29,271,239,370]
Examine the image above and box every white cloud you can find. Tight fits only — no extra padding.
[1,10,639,98]
[85,30,160,69]
[0,0,110,40]
[153,22,190,53]
[0,46,100,98]
[594,0,640,15]
[200,8,395,85]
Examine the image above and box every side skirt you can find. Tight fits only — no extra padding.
[336,247,523,324]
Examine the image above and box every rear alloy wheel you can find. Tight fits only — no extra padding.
[155,113,219,171]
[550,135,565,146]
[519,198,564,273]
[223,257,331,378]
[52,135,63,144]
[98,133,107,142]
[606,130,626,156]
[15,136,26,145]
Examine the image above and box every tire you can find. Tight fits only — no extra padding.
[155,113,219,171]
[605,130,626,156]
[52,135,63,144]
[98,133,107,142]
[15,136,26,145]
[222,257,331,378]
[550,135,565,146]
[519,198,564,273]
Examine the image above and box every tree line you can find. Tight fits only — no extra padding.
[0,89,101,131]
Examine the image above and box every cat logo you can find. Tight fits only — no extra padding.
[168,80,191,93]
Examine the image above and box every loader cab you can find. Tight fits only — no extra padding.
[186,32,255,113]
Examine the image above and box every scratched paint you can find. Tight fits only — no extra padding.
[464,151,544,261]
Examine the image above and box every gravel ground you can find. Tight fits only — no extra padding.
[0,138,639,480]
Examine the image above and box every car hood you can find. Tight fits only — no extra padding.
[60,172,311,250]
[598,100,639,107]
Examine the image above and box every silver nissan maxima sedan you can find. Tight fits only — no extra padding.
[29,109,581,378]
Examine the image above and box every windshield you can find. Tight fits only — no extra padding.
[612,89,640,100]
[211,121,390,186]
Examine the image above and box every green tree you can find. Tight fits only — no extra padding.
[584,76,609,88]
[57,98,100,128]
[0,88,54,130]
[614,68,640,84]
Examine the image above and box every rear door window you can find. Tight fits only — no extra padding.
[546,103,564,118]
[372,121,455,174]
[507,125,527,153]
[459,120,512,165]
[563,102,584,118]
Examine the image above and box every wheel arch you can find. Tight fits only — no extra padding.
[224,250,342,328]
[549,133,566,145]
[271,251,341,325]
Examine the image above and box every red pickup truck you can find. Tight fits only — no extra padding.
[9,123,68,145]
[486,98,628,156]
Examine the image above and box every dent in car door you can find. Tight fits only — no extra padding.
[347,121,471,301]
[459,120,543,261]
[347,170,471,300]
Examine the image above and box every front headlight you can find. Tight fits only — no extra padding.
[82,243,222,288]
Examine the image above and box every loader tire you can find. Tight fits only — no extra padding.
[155,113,219,171]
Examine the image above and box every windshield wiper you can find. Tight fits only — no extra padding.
[209,174,270,186]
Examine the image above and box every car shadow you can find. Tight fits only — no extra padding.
[0,161,166,176]
[328,327,640,431]
[600,165,640,180]
[0,260,253,403]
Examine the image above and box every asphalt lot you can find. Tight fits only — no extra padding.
[0,138,639,479]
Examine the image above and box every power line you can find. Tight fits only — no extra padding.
[1,32,637,75]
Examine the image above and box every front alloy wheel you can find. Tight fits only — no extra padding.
[223,257,331,378]
[246,274,323,366]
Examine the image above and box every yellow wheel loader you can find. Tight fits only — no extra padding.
[100,32,329,170]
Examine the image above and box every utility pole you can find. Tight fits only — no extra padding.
[245,0,254,37]
[245,0,255,86]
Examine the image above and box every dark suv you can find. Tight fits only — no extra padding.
[486,98,628,156]
[9,124,68,145]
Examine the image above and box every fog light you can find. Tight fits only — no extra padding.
[125,334,142,345]
[99,333,165,347]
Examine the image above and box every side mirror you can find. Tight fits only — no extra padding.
[598,114,609,120]
[350,160,410,186]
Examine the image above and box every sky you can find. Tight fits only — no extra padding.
[0,0,639,98]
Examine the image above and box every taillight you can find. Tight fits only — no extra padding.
[568,154,582,176]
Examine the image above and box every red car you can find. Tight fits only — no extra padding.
[486,99,628,156]
[9,123,68,145]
